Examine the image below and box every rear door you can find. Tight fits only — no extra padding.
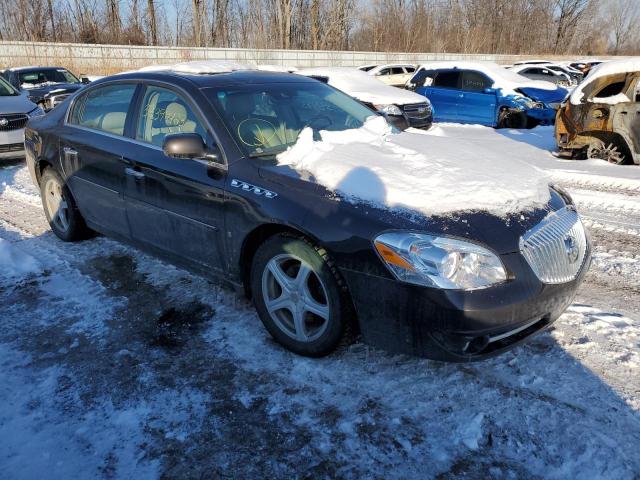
[458,70,497,126]
[122,83,227,272]
[423,70,462,122]
[614,76,640,159]
[61,82,139,237]
[388,66,408,86]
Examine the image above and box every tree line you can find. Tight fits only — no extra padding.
[1,0,638,55]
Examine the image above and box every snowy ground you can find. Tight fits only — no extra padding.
[1,124,639,479]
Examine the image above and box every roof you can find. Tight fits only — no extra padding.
[570,58,640,105]
[7,66,67,72]
[108,68,318,89]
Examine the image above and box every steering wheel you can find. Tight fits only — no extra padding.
[237,118,277,147]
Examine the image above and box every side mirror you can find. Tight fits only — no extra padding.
[163,133,207,159]
[483,87,497,95]
[80,77,91,84]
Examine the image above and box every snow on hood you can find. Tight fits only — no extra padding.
[138,60,253,75]
[297,67,429,106]
[570,58,640,105]
[418,61,558,95]
[277,116,551,218]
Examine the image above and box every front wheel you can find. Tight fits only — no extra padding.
[40,168,91,241]
[497,109,527,129]
[250,234,355,357]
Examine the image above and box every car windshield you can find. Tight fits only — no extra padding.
[18,68,80,88]
[0,76,18,96]
[204,81,376,157]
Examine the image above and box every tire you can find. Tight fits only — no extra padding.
[497,109,527,129]
[587,139,631,165]
[250,234,355,357]
[40,168,91,241]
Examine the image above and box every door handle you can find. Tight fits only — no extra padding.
[125,167,145,179]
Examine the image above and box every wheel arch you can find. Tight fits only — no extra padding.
[239,223,322,297]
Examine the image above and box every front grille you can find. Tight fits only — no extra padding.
[47,94,71,109]
[520,207,588,284]
[0,143,24,153]
[402,102,432,119]
[0,113,28,132]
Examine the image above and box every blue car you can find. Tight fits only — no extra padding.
[407,63,568,129]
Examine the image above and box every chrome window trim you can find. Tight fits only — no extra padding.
[64,76,228,167]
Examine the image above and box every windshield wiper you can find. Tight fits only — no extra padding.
[248,150,286,158]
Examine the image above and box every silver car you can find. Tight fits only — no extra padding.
[0,75,44,160]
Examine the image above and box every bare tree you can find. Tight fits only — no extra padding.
[610,0,640,54]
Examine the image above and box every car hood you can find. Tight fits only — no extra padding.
[24,83,83,98]
[276,116,553,242]
[518,87,568,104]
[0,94,38,114]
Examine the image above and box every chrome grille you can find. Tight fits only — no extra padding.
[519,207,588,284]
[0,114,28,131]
[402,102,431,119]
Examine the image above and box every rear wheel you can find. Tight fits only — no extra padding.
[587,139,630,165]
[40,168,91,241]
[250,234,354,357]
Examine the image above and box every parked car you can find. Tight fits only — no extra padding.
[24,61,590,361]
[509,64,572,87]
[298,67,432,129]
[407,62,568,128]
[1,66,89,111]
[556,59,640,165]
[0,75,44,161]
[362,64,417,87]
[569,60,603,76]
[512,60,583,84]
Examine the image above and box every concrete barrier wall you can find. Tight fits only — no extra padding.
[0,41,624,75]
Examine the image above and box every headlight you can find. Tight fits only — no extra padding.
[374,104,403,116]
[513,96,535,109]
[28,107,45,117]
[374,232,507,290]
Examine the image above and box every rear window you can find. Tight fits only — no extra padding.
[69,84,137,136]
[391,67,405,75]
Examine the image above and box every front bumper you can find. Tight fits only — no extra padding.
[0,128,25,159]
[342,247,591,362]
[387,112,433,131]
[525,106,558,126]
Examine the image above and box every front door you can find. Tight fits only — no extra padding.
[123,84,227,272]
[424,70,462,122]
[61,82,139,238]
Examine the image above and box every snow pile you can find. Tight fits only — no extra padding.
[277,116,551,217]
[138,60,253,75]
[590,93,630,105]
[297,67,429,105]
[570,58,640,105]
[0,237,40,279]
[416,61,558,94]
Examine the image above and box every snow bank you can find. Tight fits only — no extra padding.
[277,116,551,217]
[0,237,40,278]
[416,61,558,94]
[570,58,640,105]
[297,67,429,105]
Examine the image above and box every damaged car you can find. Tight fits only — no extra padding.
[297,67,432,130]
[1,66,89,111]
[24,61,590,361]
[556,59,640,165]
[407,62,568,128]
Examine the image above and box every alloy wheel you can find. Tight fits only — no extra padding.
[261,253,331,342]
[44,178,70,232]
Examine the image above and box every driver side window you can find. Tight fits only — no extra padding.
[136,86,207,147]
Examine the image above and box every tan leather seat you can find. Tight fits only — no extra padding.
[151,102,197,142]
[100,112,127,135]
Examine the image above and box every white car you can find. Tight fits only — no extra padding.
[298,67,432,129]
[508,64,572,87]
[0,76,44,161]
[362,64,417,87]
